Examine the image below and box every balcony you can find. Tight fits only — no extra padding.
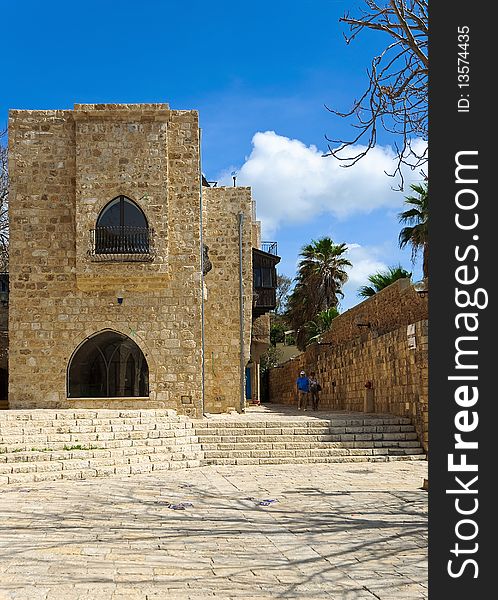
[252,245,280,318]
[253,287,277,314]
[89,226,155,262]
[261,241,278,256]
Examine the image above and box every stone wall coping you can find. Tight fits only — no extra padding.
[73,106,173,121]
[68,397,151,401]
[318,278,427,345]
[8,105,201,123]
[74,103,170,111]
[204,186,252,192]
[9,109,72,118]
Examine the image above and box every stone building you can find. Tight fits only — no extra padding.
[6,103,279,414]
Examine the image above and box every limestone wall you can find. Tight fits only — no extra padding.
[8,104,204,414]
[202,187,254,413]
[252,314,270,345]
[269,280,428,450]
[73,103,171,289]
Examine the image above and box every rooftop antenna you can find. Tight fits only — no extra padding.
[231,171,237,187]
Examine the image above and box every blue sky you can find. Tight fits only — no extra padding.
[1,0,425,310]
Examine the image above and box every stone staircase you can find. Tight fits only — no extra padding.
[0,409,426,486]
[195,415,426,465]
[0,409,204,485]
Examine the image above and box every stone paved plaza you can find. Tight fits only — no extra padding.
[0,460,427,600]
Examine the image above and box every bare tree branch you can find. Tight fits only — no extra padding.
[324,0,428,190]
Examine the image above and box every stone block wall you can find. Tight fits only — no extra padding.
[8,104,204,414]
[202,187,254,413]
[269,280,428,450]
[252,314,270,345]
[316,277,428,345]
[73,104,171,289]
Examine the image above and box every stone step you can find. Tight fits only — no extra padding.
[195,433,419,445]
[202,447,424,459]
[0,429,199,445]
[0,421,414,433]
[0,440,205,485]
[199,439,422,450]
[0,409,184,420]
[193,425,416,436]
[201,454,426,466]
[0,435,200,454]
[0,427,416,444]
[198,416,414,424]
[0,418,194,429]
[0,442,204,463]
[0,447,205,475]
[1,425,419,444]
[0,456,203,486]
[0,420,194,434]
[0,410,425,485]
[193,418,413,430]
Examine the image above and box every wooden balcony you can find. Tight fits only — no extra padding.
[252,246,280,318]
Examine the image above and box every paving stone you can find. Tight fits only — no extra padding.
[0,403,427,597]
[0,461,426,599]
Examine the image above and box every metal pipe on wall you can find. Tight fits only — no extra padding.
[198,128,205,416]
[238,211,245,413]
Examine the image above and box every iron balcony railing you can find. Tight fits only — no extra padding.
[89,226,155,262]
[261,241,278,256]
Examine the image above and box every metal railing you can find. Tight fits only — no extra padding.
[89,226,154,262]
[261,241,278,256]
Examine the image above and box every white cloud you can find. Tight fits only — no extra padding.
[344,244,388,288]
[340,243,389,309]
[339,242,416,310]
[217,131,427,238]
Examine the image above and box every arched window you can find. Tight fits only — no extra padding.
[68,331,149,398]
[94,195,150,255]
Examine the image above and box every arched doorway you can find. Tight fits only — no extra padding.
[67,331,149,398]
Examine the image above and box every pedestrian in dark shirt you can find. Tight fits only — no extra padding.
[309,371,322,411]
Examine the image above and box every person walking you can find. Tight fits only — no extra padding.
[309,371,322,411]
[296,370,310,411]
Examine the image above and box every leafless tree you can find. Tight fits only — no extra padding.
[0,128,8,272]
[324,0,428,189]
[275,274,292,315]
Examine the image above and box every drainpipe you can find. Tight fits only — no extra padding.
[238,211,245,413]
[199,128,206,416]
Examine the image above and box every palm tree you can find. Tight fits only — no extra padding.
[306,307,340,343]
[398,182,428,278]
[285,281,314,350]
[297,238,351,309]
[286,237,351,349]
[358,265,412,298]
